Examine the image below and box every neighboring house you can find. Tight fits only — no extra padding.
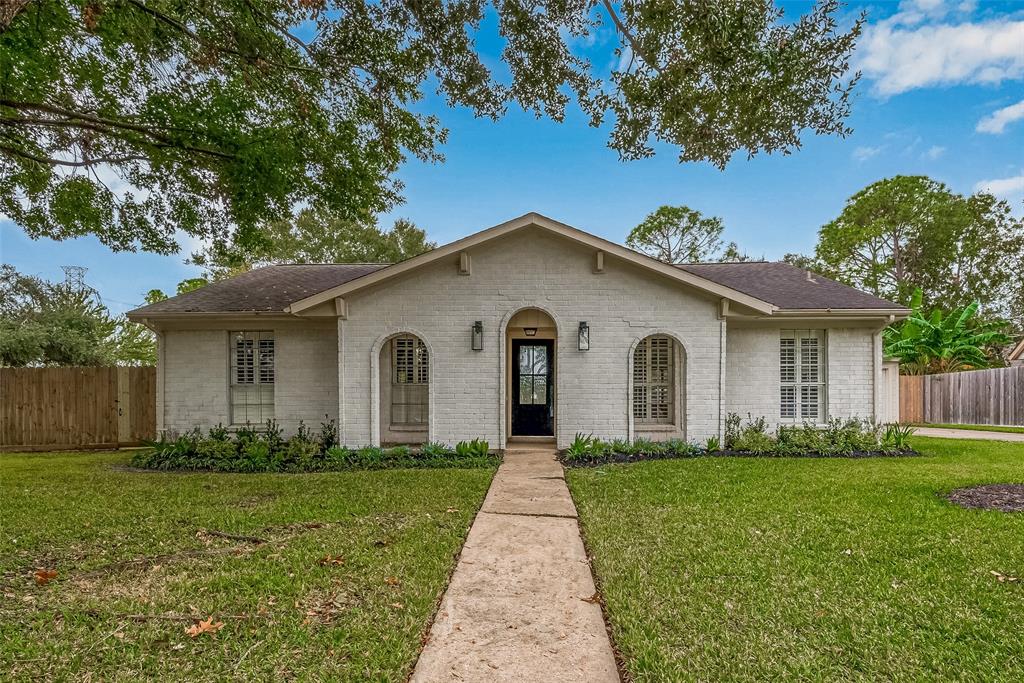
[1008,338,1024,367]
[127,213,910,448]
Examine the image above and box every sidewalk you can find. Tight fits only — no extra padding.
[411,444,619,683]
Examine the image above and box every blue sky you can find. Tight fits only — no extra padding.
[2,0,1023,314]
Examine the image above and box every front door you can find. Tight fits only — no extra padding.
[511,339,554,436]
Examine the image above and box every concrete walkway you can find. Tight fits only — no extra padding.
[914,427,1024,442]
[411,444,619,683]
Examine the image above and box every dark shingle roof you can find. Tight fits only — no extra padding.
[129,264,387,315]
[130,259,904,316]
[676,261,904,310]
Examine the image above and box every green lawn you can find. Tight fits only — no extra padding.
[0,450,496,681]
[913,423,1024,434]
[567,437,1024,682]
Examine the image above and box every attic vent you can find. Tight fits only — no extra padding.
[805,270,816,283]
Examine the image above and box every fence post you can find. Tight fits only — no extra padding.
[117,367,131,446]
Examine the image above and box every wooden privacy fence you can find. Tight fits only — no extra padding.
[900,366,1024,426]
[0,367,156,451]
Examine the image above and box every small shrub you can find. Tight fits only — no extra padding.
[208,423,230,442]
[724,412,742,449]
[319,417,338,451]
[565,433,594,460]
[704,436,721,453]
[455,439,489,459]
[664,438,699,457]
[883,423,916,451]
[421,442,453,458]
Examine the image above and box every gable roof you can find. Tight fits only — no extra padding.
[676,262,903,311]
[128,212,908,319]
[284,212,777,314]
[128,263,386,315]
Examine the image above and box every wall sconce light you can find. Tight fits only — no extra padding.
[524,327,537,337]
[472,321,483,351]
[578,321,590,351]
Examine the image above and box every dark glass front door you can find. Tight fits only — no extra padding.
[511,339,554,436]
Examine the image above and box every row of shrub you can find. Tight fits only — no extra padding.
[131,420,497,473]
[560,414,917,466]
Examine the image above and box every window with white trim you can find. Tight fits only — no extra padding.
[230,330,274,424]
[391,335,428,426]
[780,330,825,421]
[633,335,674,424]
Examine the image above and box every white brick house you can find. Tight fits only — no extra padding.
[128,213,909,449]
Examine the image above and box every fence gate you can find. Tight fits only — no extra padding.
[0,367,156,451]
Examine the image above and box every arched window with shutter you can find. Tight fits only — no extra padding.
[633,335,675,425]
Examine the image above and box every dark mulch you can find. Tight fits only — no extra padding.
[561,449,918,468]
[947,484,1024,512]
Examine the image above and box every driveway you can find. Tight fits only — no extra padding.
[914,427,1024,442]
[411,444,619,682]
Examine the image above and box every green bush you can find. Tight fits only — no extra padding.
[130,423,498,473]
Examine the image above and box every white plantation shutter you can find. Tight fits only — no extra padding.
[391,335,428,426]
[780,330,825,421]
[633,335,674,424]
[230,331,274,424]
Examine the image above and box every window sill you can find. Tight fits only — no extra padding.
[635,424,679,432]
[389,424,427,432]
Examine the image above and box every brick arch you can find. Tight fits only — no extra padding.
[627,330,688,441]
[369,329,434,447]
[497,305,561,449]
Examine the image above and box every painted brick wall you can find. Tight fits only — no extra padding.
[724,327,778,422]
[725,325,877,428]
[275,324,338,433]
[339,227,724,448]
[827,328,875,421]
[161,323,337,435]
[162,329,228,432]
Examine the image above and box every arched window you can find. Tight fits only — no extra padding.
[633,335,674,424]
[391,334,428,426]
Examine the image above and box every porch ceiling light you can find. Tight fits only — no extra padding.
[524,327,537,336]
[472,320,483,351]
[578,321,590,351]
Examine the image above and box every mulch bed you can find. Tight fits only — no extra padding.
[561,449,918,468]
[946,484,1024,512]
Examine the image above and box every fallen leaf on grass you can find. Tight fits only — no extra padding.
[384,576,400,587]
[445,508,459,513]
[34,569,57,585]
[391,602,405,610]
[991,570,1019,583]
[318,555,345,567]
[185,617,225,638]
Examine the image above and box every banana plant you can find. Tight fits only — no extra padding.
[884,289,1012,375]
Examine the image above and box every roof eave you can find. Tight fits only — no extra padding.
[766,307,911,319]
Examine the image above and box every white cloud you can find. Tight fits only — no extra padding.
[974,173,1024,198]
[924,145,946,159]
[976,99,1024,134]
[856,14,1024,96]
[852,145,883,161]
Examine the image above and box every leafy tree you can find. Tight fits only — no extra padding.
[813,176,1024,327]
[145,277,210,306]
[627,205,751,263]
[884,289,1013,375]
[191,210,436,280]
[2,1,861,254]
[0,264,155,366]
